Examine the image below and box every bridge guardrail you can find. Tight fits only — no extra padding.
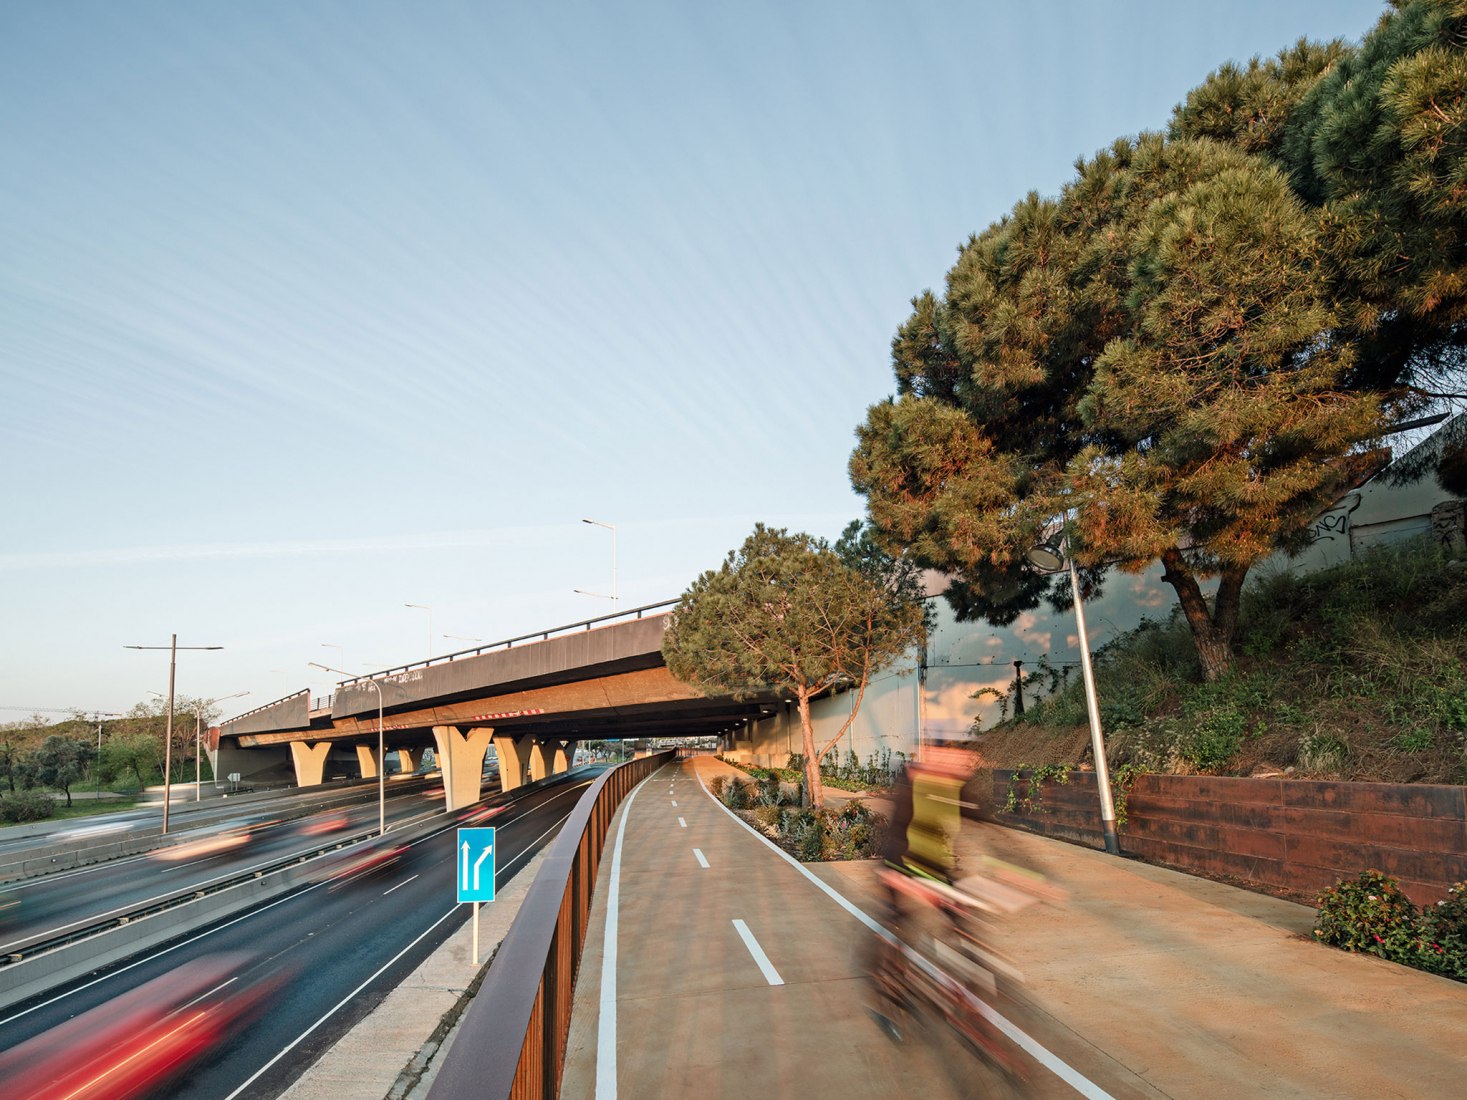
[428,751,675,1100]
[339,600,678,687]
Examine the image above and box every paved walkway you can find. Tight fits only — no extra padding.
[560,756,1467,1099]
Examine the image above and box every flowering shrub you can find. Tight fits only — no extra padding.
[1314,871,1418,958]
[1315,871,1467,982]
[1418,883,1467,980]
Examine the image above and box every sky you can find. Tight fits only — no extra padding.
[1,0,1388,720]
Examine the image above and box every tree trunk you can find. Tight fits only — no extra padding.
[797,692,824,809]
[1159,548,1250,683]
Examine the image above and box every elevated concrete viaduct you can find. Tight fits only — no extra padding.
[215,605,778,810]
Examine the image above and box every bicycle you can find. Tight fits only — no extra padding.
[868,860,1062,1091]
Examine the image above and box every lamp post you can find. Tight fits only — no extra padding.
[310,662,385,837]
[580,518,618,611]
[194,691,249,801]
[92,712,123,795]
[124,635,223,834]
[404,604,432,660]
[443,634,482,646]
[1026,534,1120,855]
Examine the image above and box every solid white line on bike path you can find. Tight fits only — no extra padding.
[595,765,663,1100]
[694,767,1116,1100]
[693,848,710,868]
[733,919,784,986]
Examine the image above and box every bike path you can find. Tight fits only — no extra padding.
[559,758,1133,1099]
[564,755,1467,1099]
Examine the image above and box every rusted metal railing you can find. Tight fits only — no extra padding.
[427,751,675,1100]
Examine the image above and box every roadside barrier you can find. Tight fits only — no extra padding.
[428,752,674,1100]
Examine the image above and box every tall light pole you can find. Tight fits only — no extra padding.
[92,712,123,795]
[194,690,249,800]
[124,635,223,834]
[404,604,432,660]
[1026,533,1119,855]
[443,634,482,646]
[310,662,385,837]
[578,517,618,612]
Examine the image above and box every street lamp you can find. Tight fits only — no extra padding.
[92,712,123,796]
[1025,532,1120,855]
[194,690,249,800]
[443,634,482,645]
[579,518,618,611]
[310,662,386,837]
[124,635,223,834]
[404,604,432,660]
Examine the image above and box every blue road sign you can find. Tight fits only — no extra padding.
[457,827,496,903]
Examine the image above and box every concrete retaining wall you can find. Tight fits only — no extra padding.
[991,769,1467,906]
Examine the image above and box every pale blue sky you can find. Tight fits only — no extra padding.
[1,0,1386,716]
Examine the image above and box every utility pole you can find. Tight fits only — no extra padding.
[125,635,223,833]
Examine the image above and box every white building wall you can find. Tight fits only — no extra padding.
[724,430,1464,768]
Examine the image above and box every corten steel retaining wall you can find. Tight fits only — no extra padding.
[428,752,675,1100]
[991,768,1467,905]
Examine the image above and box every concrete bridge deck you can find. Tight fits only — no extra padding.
[556,756,1467,1099]
[213,606,779,810]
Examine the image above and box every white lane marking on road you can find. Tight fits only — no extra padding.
[0,785,575,1029]
[670,800,677,806]
[694,767,1115,1100]
[220,905,462,1100]
[383,873,419,896]
[732,919,784,986]
[677,817,686,828]
[693,848,709,868]
[596,772,654,1100]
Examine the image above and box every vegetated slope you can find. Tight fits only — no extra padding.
[977,543,1467,786]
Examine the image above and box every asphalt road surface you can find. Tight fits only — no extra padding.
[0,770,598,1099]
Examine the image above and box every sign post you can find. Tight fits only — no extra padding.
[456,827,496,964]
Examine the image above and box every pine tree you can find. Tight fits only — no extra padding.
[851,135,1383,682]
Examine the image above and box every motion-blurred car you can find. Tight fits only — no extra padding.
[149,820,256,862]
[296,811,350,836]
[305,836,409,889]
[0,952,288,1100]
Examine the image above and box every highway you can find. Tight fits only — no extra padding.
[0,770,599,1099]
[0,779,440,955]
[0,776,429,860]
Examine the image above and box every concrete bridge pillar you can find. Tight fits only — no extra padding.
[397,748,423,774]
[355,744,382,779]
[528,739,553,782]
[289,741,333,788]
[493,734,536,792]
[433,725,494,811]
[551,739,572,775]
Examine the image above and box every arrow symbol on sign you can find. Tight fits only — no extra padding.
[473,844,492,891]
[460,840,470,893]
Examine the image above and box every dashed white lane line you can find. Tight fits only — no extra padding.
[383,873,419,895]
[694,765,1115,1100]
[693,848,710,868]
[671,800,677,806]
[732,919,784,986]
[677,817,686,828]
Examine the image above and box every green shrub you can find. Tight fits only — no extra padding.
[708,776,727,798]
[1418,882,1467,980]
[0,790,56,823]
[1314,871,1420,960]
[721,778,750,810]
[755,774,782,807]
[1316,872,1467,982]
[752,804,783,834]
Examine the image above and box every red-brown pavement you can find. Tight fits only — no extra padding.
[559,757,1467,1099]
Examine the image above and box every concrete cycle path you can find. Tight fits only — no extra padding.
[563,756,1467,1099]
[560,758,1128,1099]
